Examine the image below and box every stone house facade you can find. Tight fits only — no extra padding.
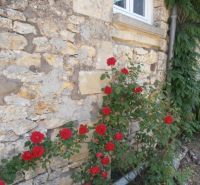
[0,0,169,184]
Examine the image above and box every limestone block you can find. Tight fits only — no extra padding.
[67,23,79,33]
[0,16,12,29]
[7,0,28,11]
[18,87,37,100]
[25,167,46,180]
[154,7,169,23]
[50,157,69,170]
[78,45,96,59]
[0,32,27,50]
[79,71,108,94]
[16,52,41,67]
[73,0,112,22]
[17,179,33,185]
[36,18,58,37]
[160,39,168,52]
[113,44,132,62]
[59,30,75,42]
[34,101,56,115]
[134,48,148,55]
[158,52,167,70]
[43,53,63,68]
[4,95,30,106]
[0,8,26,21]
[0,130,19,142]
[1,120,37,135]
[0,75,22,105]
[13,21,37,34]
[59,173,73,185]
[39,119,66,130]
[96,41,113,70]
[68,15,85,25]
[70,143,88,163]
[133,50,158,64]
[0,50,16,63]
[33,37,51,52]
[33,173,48,185]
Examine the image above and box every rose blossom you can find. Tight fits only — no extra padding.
[0,179,5,185]
[102,106,111,115]
[164,115,174,124]
[107,57,116,66]
[96,152,103,158]
[95,123,107,135]
[104,86,112,95]
[32,146,45,158]
[133,86,143,93]
[22,151,33,161]
[105,141,115,151]
[89,166,100,176]
[101,156,110,166]
[59,128,73,140]
[101,171,108,179]
[121,68,129,75]
[30,131,45,144]
[79,124,89,135]
[114,132,123,141]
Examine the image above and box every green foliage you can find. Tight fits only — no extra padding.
[165,0,200,135]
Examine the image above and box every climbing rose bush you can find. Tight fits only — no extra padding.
[0,57,181,185]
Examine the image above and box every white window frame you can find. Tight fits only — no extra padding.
[113,0,153,24]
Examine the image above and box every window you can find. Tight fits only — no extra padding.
[113,0,153,24]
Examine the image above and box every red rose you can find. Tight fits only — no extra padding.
[114,132,123,141]
[30,131,45,144]
[104,86,112,95]
[95,123,107,135]
[105,141,115,151]
[102,106,111,115]
[133,86,143,93]
[89,166,100,176]
[107,57,116,66]
[22,151,33,161]
[32,146,45,158]
[0,179,5,185]
[79,124,89,135]
[121,68,129,75]
[59,128,73,140]
[164,115,174,124]
[96,152,103,158]
[101,171,108,179]
[101,156,110,166]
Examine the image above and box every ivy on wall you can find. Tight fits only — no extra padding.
[165,0,200,135]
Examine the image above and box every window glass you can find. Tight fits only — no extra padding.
[114,0,126,9]
[133,0,145,16]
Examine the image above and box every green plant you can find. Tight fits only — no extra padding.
[0,57,189,185]
[165,0,200,135]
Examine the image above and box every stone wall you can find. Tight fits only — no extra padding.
[0,0,169,184]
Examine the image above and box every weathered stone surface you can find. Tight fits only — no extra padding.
[0,32,27,50]
[68,15,85,25]
[7,0,28,11]
[0,8,26,21]
[18,87,37,100]
[0,130,19,142]
[16,52,41,67]
[59,30,75,42]
[1,120,37,135]
[114,44,133,62]
[73,0,112,22]
[43,53,63,68]
[134,48,148,55]
[59,173,73,185]
[33,37,51,52]
[96,41,113,70]
[0,75,22,105]
[17,179,33,185]
[133,50,158,64]
[13,21,37,34]
[25,166,46,181]
[0,50,16,63]
[79,71,108,94]
[0,16,12,29]
[33,173,48,185]
[4,95,30,106]
[78,45,96,60]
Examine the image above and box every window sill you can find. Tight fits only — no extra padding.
[112,13,166,49]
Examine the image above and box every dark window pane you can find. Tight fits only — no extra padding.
[114,0,126,9]
[134,0,145,16]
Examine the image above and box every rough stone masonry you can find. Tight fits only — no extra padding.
[0,0,169,184]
